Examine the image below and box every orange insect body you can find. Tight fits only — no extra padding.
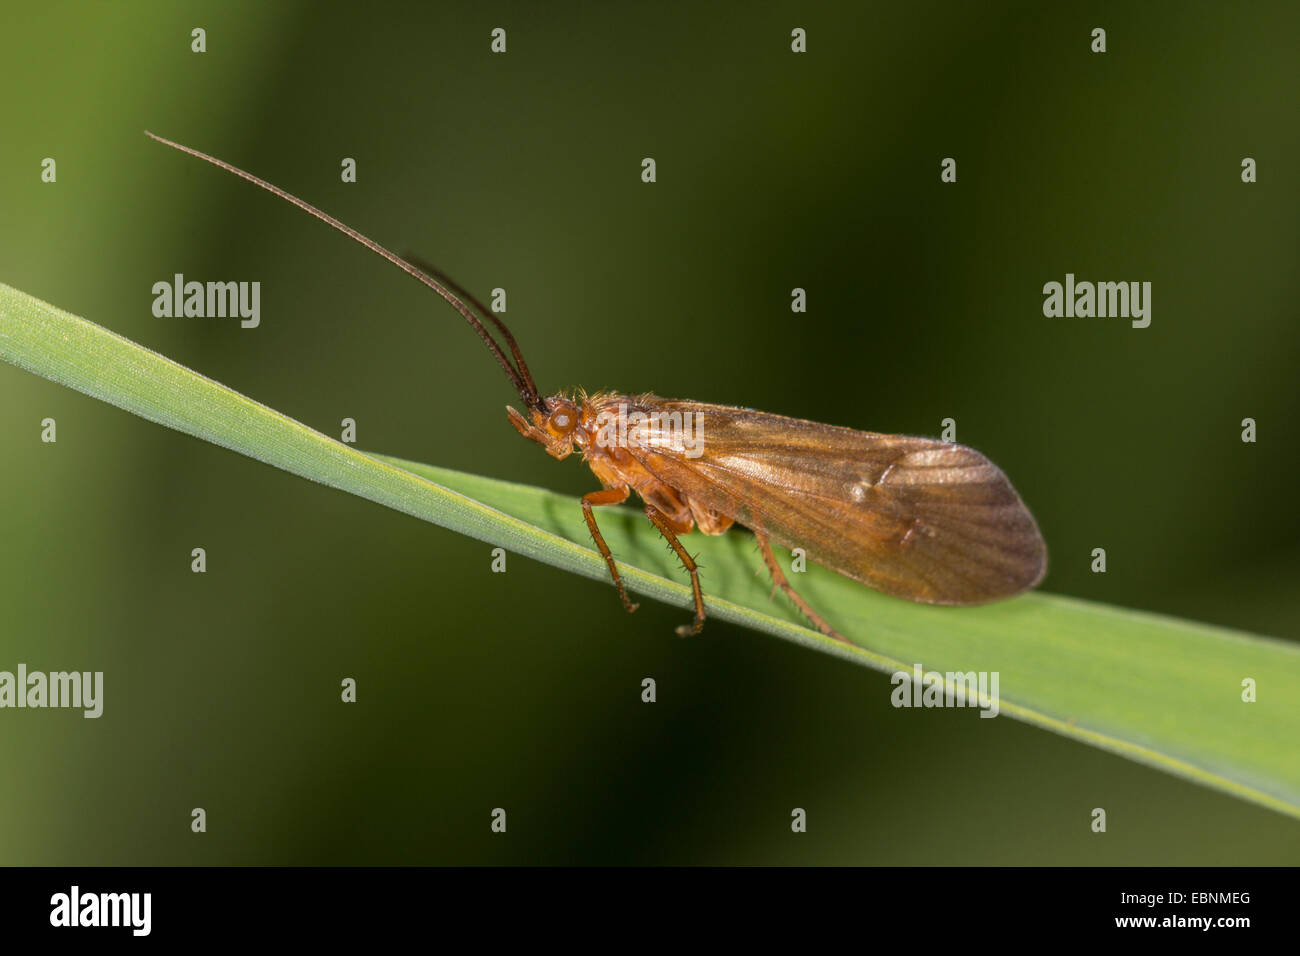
[508,388,1046,639]
[148,132,1048,643]
[509,390,734,534]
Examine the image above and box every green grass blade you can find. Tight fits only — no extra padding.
[3,280,1298,819]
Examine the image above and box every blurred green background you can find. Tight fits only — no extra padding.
[1,1,1297,864]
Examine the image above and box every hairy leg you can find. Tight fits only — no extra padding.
[643,505,707,637]
[582,487,638,614]
[753,532,848,644]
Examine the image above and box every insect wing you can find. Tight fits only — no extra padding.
[629,400,1047,605]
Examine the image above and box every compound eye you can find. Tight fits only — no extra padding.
[550,406,576,434]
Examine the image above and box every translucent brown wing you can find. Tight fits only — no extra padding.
[626,398,1047,605]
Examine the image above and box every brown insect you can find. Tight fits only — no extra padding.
[147,132,1047,642]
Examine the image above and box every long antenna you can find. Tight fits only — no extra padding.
[400,252,541,410]
[144,131,546,411]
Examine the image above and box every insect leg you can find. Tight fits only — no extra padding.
[753,532,849,644]
[643,506,706,638]
[582,487,639,615]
